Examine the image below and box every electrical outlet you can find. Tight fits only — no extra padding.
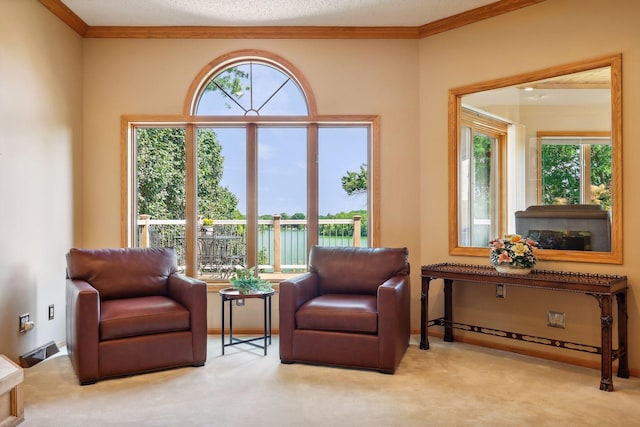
[48,304,55,320]
[236,299,245,307]
[495,284,506,298]
[547,311,566,328]
[19,313,30,333]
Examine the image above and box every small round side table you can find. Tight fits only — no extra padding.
[219,287,274,355]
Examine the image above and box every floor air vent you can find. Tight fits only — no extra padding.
[19,341,59,368]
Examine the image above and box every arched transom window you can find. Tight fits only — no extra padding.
[195,60,308,116]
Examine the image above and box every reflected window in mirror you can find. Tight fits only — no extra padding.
[538,132,612,209]
[449,54,622,264]
[458,108,507,247]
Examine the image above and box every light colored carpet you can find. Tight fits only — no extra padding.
[20,336,640,426]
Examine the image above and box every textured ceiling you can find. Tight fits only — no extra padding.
[59,0,497,27]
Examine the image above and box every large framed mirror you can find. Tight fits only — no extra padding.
[449,54,622,264]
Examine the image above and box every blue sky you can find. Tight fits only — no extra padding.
[213,126,368,217]
[197,62,368,217]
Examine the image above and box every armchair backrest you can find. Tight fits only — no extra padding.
[66,247,177,300]
[309,246,409,295]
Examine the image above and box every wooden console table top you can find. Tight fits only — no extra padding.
[421,262,627,294]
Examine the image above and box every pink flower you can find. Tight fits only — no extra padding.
[490,240,505,249]
[497,251,512,263]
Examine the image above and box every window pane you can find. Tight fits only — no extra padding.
[249,63,290,113]
[196,127,246,280]
[541,144,581,205]
[590,144,612,210]
[471,132,495,247]
[257,79,308,115]
[458,126,498,246]
[134,127,186,267]
[195,62,307,116]
[258,127,307,272]
[197,87,247,116]
[540,138,612,210]
[459,126,472,246]
[319,127,369,248]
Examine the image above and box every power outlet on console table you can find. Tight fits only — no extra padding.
[547,311,566,328]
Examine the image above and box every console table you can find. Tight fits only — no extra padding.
[420,263,629,391]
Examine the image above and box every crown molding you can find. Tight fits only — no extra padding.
[38,0,89,36]
[39,0,545,39]
[419,0,546,38]
[84,26,421,39]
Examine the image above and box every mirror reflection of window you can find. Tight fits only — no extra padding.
[538,133,612,210]
[458,108,507,246]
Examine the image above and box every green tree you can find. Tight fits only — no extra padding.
[541,144,581,205]
[590,144,612,210]
[540,143,612,209]
[207,67,249,109]
[136,128,187,219]
[319,210,368,237]
[197,129,239,219]
[136,128,239,220]
[472,134,492,220]
[341,164,368,196]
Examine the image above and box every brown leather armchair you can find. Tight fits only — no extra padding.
[279,246,410,373]
[65,247,207,385]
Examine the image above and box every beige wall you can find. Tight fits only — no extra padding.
[0,0,82,360]
[420,0,640,369]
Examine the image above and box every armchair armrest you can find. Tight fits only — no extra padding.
[168,273,207,312]
[279,272,319,360]
[168,273,207,364]
[66,279,99,385]
[280,272,318,308]
[377,274,411,371]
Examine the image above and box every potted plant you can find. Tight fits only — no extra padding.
[489,234,538,274]
[200,217,215,235]
[229,266,273,294]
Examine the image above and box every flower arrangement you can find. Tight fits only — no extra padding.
[489,234,538,270]
[229,266,273,294]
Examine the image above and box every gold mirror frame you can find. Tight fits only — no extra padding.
[448,54,622,264]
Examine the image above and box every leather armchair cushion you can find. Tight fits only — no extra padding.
[66,248,176,300]
[100,296,190,341]
[295,294,378,334]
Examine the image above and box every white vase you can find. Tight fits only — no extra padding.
[494,265,532,275]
